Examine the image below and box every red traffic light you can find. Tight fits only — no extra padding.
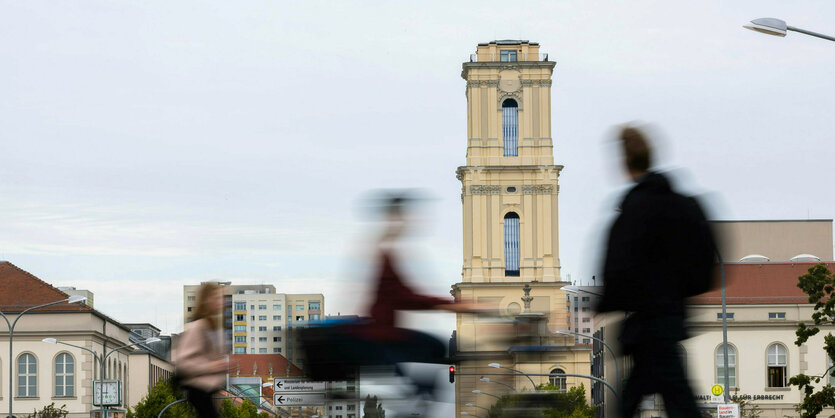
[449,365,455,383]
[449,366,455,373]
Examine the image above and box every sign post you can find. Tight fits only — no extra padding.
[710,384,724,403]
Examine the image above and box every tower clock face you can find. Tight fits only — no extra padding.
[499,70,521,92]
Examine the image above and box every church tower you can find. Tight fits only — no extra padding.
[451,41,589,415]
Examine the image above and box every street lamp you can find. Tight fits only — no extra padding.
[43,335,160,416]
[479,376,515,392]
[461,412,482,418]
[465,402,489,412]
[487,363,537,391]
[471,389,501,400]
[744,18,835,42]
[1,295,86,418]
[561,285,602,297]
[556,329,620,393]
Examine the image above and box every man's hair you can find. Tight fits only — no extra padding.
[619,126,653,172]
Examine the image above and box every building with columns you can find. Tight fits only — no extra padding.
[451,40,590,417]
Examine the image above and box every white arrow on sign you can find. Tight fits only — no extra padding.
[274,392,326,406]
[274,379,328,392]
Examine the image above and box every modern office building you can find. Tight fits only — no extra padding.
[451,40,590,417]
[183,283,323,367]
[568,286,602,345]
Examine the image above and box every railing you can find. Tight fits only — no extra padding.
[468,53,549,62]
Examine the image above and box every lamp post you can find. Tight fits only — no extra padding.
[487,363,537,391]
[471,389,501,400]
[556,329,620,393]
[479,376,516,392]
[465,402,489,412]
[744,18,835,43]
[1,295,86,418]
[43,336,160,417]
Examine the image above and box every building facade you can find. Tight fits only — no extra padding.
[451,40,589,417]
[184,283,323,368]
[0,262,172,418]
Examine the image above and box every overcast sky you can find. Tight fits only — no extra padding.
[2,1,834,342]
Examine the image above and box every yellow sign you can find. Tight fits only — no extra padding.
[711,384,724,396]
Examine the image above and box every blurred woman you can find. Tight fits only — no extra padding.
[174,282,228,418]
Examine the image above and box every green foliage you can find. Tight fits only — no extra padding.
[485,384,594,418]
[26,402,68,418]
[791,263,835,418]
[363,394,386,418]
[219,398,261,418]
[126,377,195,418]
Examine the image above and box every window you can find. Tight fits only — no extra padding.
[296,305,304,310]
[581,297,590,302]
[582,318,590,323]
[296,316,305,321]
[258,304,267,310]
[582,307,590,312]
[250,348,255,353]
[582,338,591,344]
[273,304,282,310]
[582,328,591,333]
[501,99,518,156]
[573,307,578,312]
[274,337,281,342]
[309,301,321,311]
[234,325,246,332]
[574,297,578,302]
[258,315,267,321]
[250,305,255,310]
[54,353,74,397]
[310,314,321,321]
[717,313,734,320]
[187,307,192,312]
[500,50,517,62]
[273,326,282,331]
[17,353,37,397]
[504,212,520,276]
[768,344,787,387]
[234,347,246,354]
[259,348,267,354]
[549,368,566,392]
[187,296,195,302]
[769,312,786,319]
[250,337,255,342]
[250,315,255,321]
[234,302,246,310]
[235,314,245,321]
[259,337,267,342]
[716,344,737,387]
[259,326,267,331]
[273,315,281,321]
[250,326,255,332]
[273,348,281,353]
[235,336,246,343]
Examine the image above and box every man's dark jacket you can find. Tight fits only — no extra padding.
[597,172,717,340]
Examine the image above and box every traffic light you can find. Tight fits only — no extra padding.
[449,365,455,383]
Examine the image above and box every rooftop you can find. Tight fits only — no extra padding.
[689,262,834,305]
[0,261,93,313]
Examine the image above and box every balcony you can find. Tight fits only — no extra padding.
[469,53,549,63]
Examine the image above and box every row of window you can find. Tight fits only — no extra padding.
[709,343,791,388]
[233,314,321,322]
[233,347,283,354]
[716,312,787,320]
[5,352,125,398]
[232,302,322,311]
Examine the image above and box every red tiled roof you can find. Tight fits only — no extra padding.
[0,261,93,313]
[688,262,835,305]
[229,354,304,377]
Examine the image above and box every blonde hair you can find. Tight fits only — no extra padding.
[193,282,221,328]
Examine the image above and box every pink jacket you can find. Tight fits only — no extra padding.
[174,318,226,392]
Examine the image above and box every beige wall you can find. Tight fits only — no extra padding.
[713,220,833,262]
[128,353,174,410]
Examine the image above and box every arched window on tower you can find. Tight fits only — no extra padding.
[502,99,518,157]
[549,368,567,393]
[504,212,520,276]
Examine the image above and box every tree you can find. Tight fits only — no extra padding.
[127,377,195,418]
[363,394,386,418]
[26,402,68,418]
[219,398,265,418]
[789,263,835,418]
[485,384,594,418]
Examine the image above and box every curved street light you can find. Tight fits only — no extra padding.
[465,402,489,412]
[1,295,86,417]
[44,335,160,416]
[472,389,501,400]
[556,329,621,393]
[479,376,516,392]
[487,363,537,391]
[744,18,835,42]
